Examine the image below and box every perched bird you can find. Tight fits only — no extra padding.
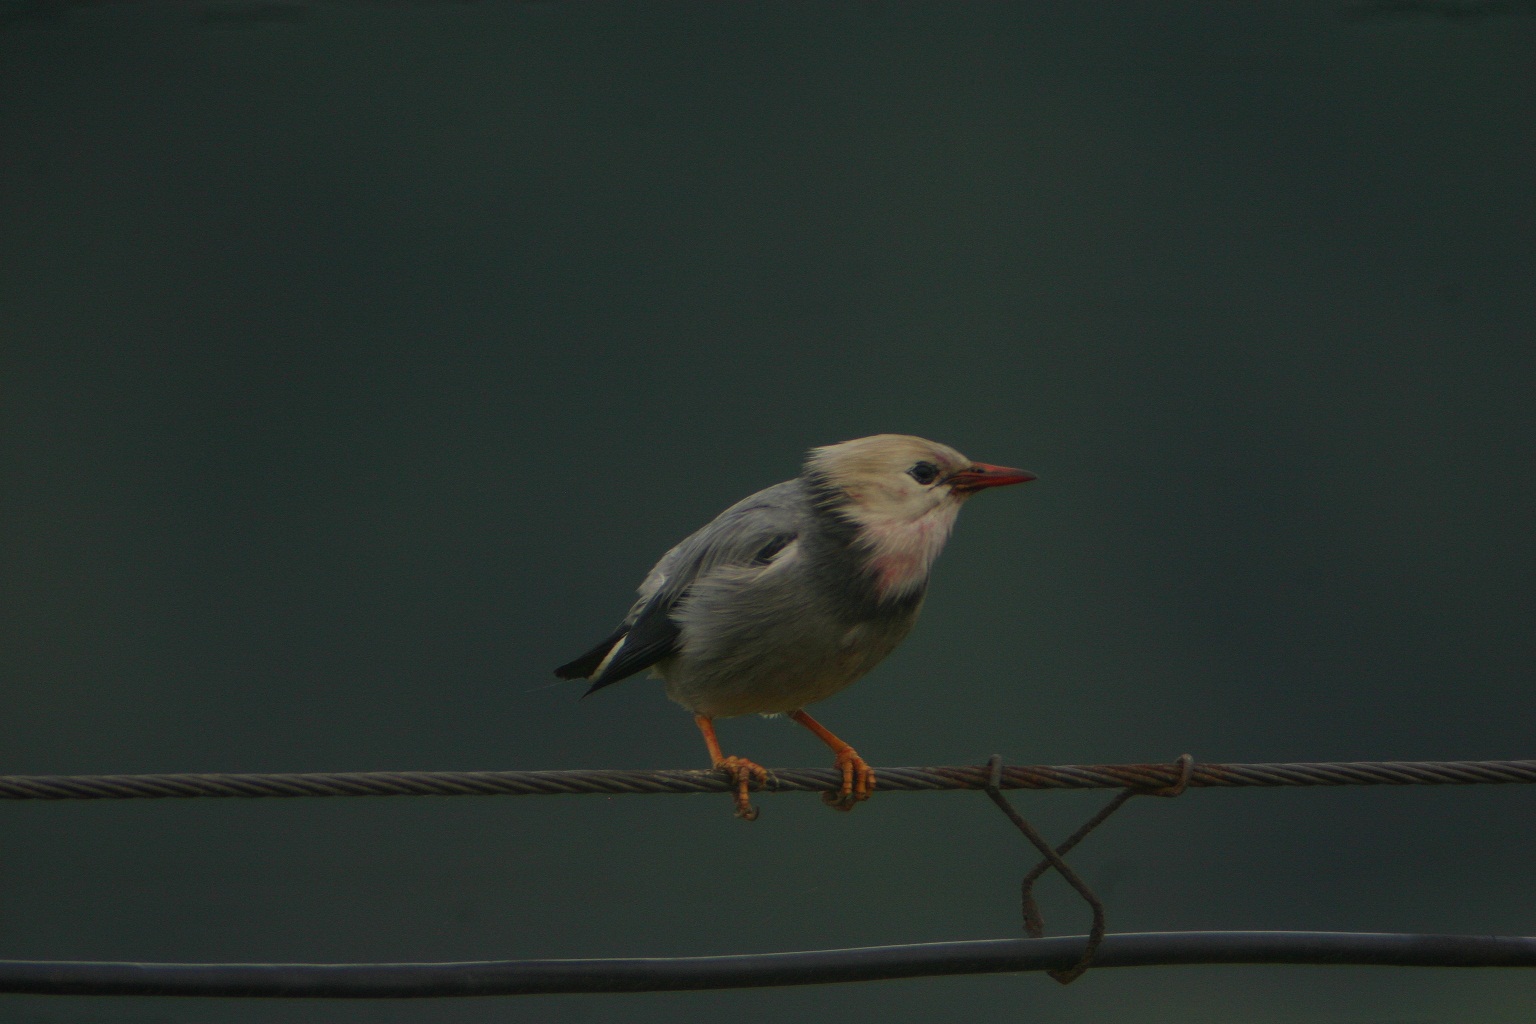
[556,434,1035,819]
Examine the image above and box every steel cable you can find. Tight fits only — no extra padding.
[0,759,1533,800]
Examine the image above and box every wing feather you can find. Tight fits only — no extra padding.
[553,481,807,694]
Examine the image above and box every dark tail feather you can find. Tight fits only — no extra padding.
[554,629,626,680]
[582,677,618,698]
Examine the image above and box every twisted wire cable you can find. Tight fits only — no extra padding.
[0,759,1532,800]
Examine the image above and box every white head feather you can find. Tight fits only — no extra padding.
[804,434,978,599]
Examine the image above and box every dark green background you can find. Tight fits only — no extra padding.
[3,2,1534,1021]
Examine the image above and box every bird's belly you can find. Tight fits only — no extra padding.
[659,618,911,718]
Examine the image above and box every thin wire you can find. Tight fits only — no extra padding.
[2,932,1533,997]
[982,754,1110,984]
[1009,753,1195,983]
[0,759,1532,800]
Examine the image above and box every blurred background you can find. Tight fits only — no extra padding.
[2,1,1534,1021]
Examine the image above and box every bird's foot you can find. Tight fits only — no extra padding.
[821,747,875,811]
[714,755,770,821]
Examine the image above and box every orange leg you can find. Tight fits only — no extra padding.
[790,710,876,810]
[694,715,769,821]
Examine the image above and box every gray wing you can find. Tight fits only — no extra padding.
[554,480,807,695]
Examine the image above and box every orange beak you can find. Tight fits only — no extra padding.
[948,463,1038,495]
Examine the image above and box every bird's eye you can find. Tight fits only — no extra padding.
[908,461,940,485]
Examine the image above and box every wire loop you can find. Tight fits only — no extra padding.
[983,753,1196,984]
[1143,753,1194,797]
[983,755,1106,983]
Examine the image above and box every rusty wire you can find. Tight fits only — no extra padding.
[981,753,1195,984]
[0,758,1531,800]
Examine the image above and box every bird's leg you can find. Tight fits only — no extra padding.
[789,710,875,810]
[694,715,768,821]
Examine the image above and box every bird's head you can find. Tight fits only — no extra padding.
[804,434,1036,597]
[805,434,1036,523]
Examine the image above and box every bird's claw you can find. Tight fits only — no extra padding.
[821,747,875,811]
[714,755,770,820]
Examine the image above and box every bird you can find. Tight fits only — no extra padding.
[555,434,1036,819]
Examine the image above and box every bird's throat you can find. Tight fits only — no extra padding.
[857,504,961,600]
